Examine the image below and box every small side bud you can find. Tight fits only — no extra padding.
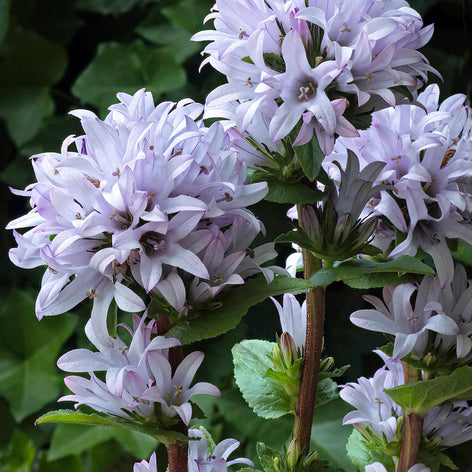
[286,439,300,471]
[280,332,298,366]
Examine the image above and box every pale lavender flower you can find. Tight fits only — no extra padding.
[271,293,306,351]
[193,0,435,153]
[58,313,220,425]
[423,401,472,447]
[328,84,472,286]
[340,354,402,440]
[429,263,472,358]
[141,351,221,425]
[285,244,303,277]
[188,429,254,472]
[366,463,430,472]
[7,89,275,320]
[134,453,157,472]
[350,276,459,359]
[342,350,472,449]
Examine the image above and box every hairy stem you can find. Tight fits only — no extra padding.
[398,363,423,472]
[293,205,325,454]
[156,317,188,472]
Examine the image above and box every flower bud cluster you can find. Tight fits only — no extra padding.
[340,351,472,468]
[327,84,472,286]
[7,90,285,320]
[350,263,472,364]
[58,314,220,426]
[193,0,435,154]
[133,428,253,472]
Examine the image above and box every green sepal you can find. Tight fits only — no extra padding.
[35,409,187,446]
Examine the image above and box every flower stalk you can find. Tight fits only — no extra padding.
[398,363,424,472]
[293,205,325,454]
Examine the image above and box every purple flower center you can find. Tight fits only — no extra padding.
[140,232,167,256]
[298,82,316,102]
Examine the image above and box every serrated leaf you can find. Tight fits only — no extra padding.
[309,256,434,288]
[72,41,186,115]
[233,340,293,419]
[346,429,395,472]
[294,137,325,181]
[36,409,187,446]
[266,181,324,204]
[385,365,472,416]
[166,276,312,344]
[0,27,67,145]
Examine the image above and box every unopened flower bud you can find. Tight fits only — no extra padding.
[286,439,300,471]
[280,332,298,366]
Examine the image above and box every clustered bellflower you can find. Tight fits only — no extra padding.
[350,263,472,361]
[328,84,472,286]
[133,429,253,472]
[340,351,472,451]
[193,0,435,153]
[58,313,220,425]
[7,90,286,323]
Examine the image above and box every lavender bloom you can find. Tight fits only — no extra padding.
[193,0,435,153]
[58,314,220,425]
[7,90,277,320]
[327,84,472,286]
[350,276,459,360]
[271,293,306,351]
[431,263,472,358]
[134,453,157,472]
[342,351,472,449]
[340,354,402,441]
[366,463,430,472]
[188,429,254,472]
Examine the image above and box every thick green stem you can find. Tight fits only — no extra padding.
[293,205,326,454]
[398,363,423,472]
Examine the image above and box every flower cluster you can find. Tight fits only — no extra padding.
[193,0,435,153]
[327,84,472,285]
[7,89,286,320]
[133,429,253,472]
[350,263,472,361]
[58,314,220,425]
[340,351,472,457]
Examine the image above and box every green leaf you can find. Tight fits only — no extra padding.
[75,0,153,15]
[0,430,36,472]
[0,291,76,421]
[0,0,10,45]
[136,22,200,64]
[0,27,67,145]
[385,365,472,416]
[257,442,283,472]
[38,454,84,472]
[310,400,356,472]
[309,256,435,288]
[161,0,213,34]
[266,181,324,204]
[166,276,312,344]
[294,137,325,181]
[315,378,339,408]
[346,429,396,472]
[48,425,116,461]
[233,340,293,419]
[36,409,187,446]
[72,41,186,115]
[47,424,157,461]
